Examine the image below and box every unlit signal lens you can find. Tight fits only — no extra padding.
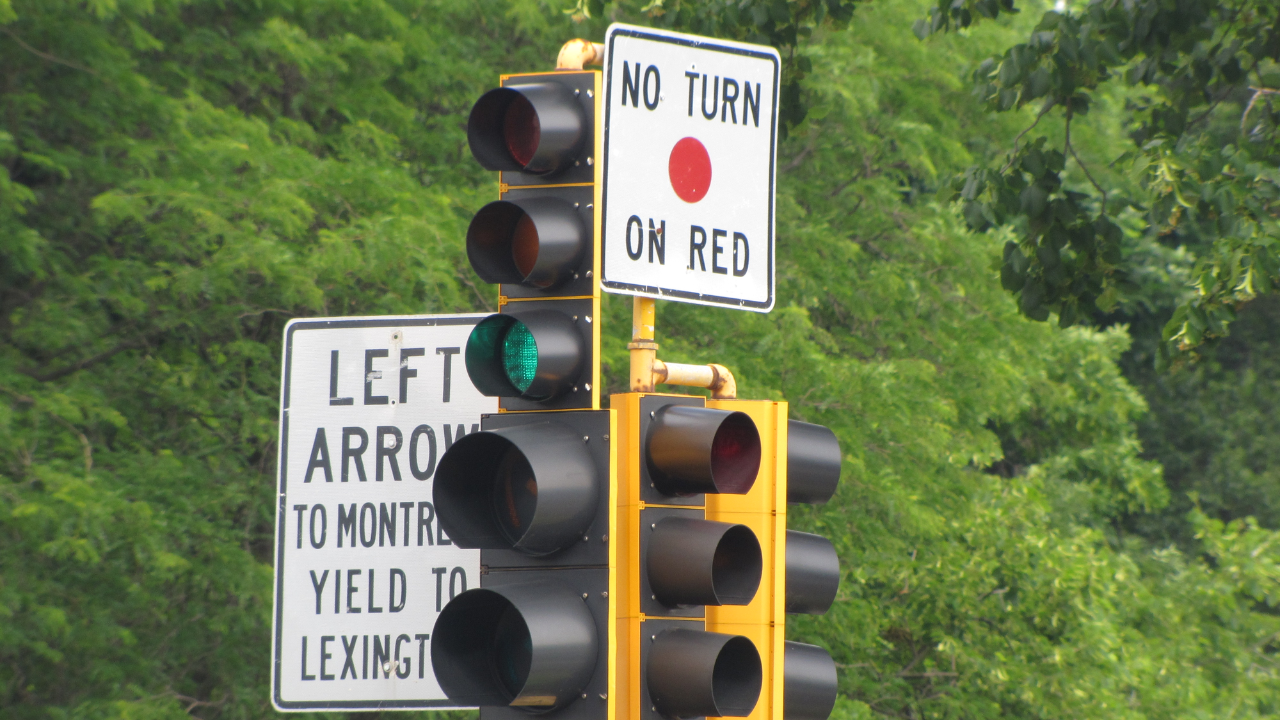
[710,414,761,494]
[647,406,761,496]
[503,94,540,168]
[434,421,597,556]
[511,213,539,280]
[466,198,585,291]
[647,629,762,718]
[648,517,762,607]
[492,446,538,547]
[433,583,598,711]
[467,82,584,175]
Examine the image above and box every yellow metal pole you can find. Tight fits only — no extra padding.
[628,296,658,392]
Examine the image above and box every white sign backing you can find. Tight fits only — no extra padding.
[601,23,780,312]
[271,315,495,711]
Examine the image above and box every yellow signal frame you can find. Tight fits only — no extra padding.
[495,69,604,412]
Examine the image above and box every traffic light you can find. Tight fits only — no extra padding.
[781,420,843,720]
[615,394,770,720]
[462,69,601,412]
[430,409,612,714]
[430,64,612,720]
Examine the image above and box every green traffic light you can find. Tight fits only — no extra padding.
[464,310,585,404]
[502,321,538,393]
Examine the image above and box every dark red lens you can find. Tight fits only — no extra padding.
[710,414,761,494]
[503,95,540,168]
[511,212,539,280]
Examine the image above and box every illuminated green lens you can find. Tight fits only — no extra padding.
[502,322,538,393]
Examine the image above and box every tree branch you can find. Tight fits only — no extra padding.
[0,386,93,478]
[1,28,100,77]
[1064,107,1108,213]
[18,338,142,382]
[1001,101,1056,173]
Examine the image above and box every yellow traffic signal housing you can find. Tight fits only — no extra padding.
[615,393,842,720]
[615,393,772,720]
[704,398,789,720]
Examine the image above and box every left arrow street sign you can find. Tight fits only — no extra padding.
[271,315,493,711]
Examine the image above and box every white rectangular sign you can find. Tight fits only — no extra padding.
[271,315,495,711]
[601,23,779,311]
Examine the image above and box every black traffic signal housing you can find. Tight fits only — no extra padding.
[462,70,601,412]
[430,68,613,720]
[781,420,843,720]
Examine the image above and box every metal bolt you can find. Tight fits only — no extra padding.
[582,693,588,699]
[585,315,592,323]
[574,89,581,96]
[583,535,590,542]
[587,89,594,98]
[601,534,608,542]
[585,382,592,391]
[650,523,656,529]
[585,270,592,277]
[583,435,590,442]
[601,591,608,598]
[603,434,610,440]
[650,411,656,419]
[587,157,594,166]
[583,592,589,599]
[599,693,608,700]
[651,594,656,600]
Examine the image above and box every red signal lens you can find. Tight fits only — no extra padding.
[511,212,540,280]
[504,95,540,168]
[710,414,761,494]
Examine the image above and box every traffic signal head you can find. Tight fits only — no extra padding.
[468,198,587,290]
[431,410,612,717]
[434,420,598,557]
[786,420,841,504]
[433,581,600,711]
[647,517,762,607]
[647,405,761,496]
[465,310,587,404]
[647,628,762,718]
[784,530,840,615]
[782,419,844,720]
[783,641,839,720]
[468,82,587,176]
[461,69,599,411]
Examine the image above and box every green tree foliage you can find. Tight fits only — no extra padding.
[1,1,1277,720]
[919,0,1280,361]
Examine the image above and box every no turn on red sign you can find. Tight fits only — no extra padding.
[601,24,780,312]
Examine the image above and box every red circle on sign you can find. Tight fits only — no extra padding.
[668,137,712,203]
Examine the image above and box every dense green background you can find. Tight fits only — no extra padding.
[1,1,1277,719]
